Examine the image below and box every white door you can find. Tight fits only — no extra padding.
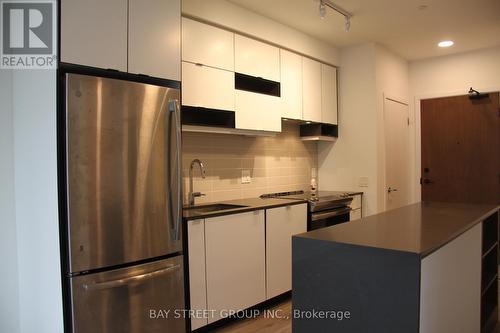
[181,18,234,71]
[182,62,235,111]
[302,57,322,123]
[61,0,128,71]
[187,219,208,330]
[234,35,280,81]
[321,64,338,125]
[384,98,410,210]
[128,0,181,80]
[235,90,281,132]
[205,211,266,323]
[266,204,307,299]
[280,50,303,120]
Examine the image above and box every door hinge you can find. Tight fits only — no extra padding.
[420,177,422,185]
[407,117,410,126]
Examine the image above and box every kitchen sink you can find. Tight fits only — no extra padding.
[183,203,248,215]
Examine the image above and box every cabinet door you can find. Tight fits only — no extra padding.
[235,90,281,132]
[128,0,180,80]
[419,223,481,333]
[182,62,235,111]
[302,57,322,123]
[280,50,303,120]
[235,35,280,82]
[205,211,266,324]
[61,0,127,71]
[187,219,208,330]
[266,204,307,299]
[321,64,338,124]
[350,209,361,221]
[182,18,234,71]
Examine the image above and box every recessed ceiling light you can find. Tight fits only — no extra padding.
[438,40,454,48]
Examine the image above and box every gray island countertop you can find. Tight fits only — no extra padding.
[297,201,499,257]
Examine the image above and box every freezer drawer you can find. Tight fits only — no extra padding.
[71,256,185,333]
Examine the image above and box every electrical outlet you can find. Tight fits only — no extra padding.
[358,177,369,187]
[241,169,251,184]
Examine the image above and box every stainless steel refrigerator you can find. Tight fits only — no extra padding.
[63,73,184,332]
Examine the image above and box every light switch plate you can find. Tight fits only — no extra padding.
[358,176,369,187]
[241,169,251,184]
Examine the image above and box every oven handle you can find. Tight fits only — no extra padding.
[311,207,352,222]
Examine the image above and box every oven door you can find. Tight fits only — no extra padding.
[309,207,352,231]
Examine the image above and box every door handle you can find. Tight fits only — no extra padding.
[169,99,182,241]
[387,187,398,193]
[83,264,180,291]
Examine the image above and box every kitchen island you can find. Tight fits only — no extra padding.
[292,201,500,333]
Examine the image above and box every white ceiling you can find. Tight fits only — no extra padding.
[228,0,500,60]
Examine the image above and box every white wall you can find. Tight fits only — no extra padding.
[182,0,339,66]
[318,43,409,216]
[318,43,379,216]
[12,70,63,333]
[409,45,500,201]
[0,70,20,333]
[374,45,409,211]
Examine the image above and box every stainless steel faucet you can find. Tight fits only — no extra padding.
[188,159,206,206]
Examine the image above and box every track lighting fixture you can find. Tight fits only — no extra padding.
[318,0,353,32]
[319,1,326,19]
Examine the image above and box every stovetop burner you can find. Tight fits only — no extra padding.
[260,190,354,212]
[260,190,352,202]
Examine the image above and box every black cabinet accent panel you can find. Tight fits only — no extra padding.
[300,123,338,138]
[181,106,235,128]
[235,72,280,97]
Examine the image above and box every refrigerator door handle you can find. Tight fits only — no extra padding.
[83,264,181,291]
[168,99,182,241]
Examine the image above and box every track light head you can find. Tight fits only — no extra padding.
[344,16,351,32]
[319,1,326,19]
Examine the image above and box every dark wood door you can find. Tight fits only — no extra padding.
[421,93,500,204]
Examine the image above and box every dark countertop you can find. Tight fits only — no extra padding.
[183,197,307,221]
[296,201,499,257]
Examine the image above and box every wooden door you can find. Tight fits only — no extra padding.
[421,93,500,204]
[385,98,410,210]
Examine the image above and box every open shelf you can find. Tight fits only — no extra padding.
[481,211,499,333]
[483,212,499,254]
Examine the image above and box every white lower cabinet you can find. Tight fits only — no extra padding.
[266,204,307,299]
[187,206,308,328]
[205,210,266,324]
[419,223,481,333]
[187,219,208,330]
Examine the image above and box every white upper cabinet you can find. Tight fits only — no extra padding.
[128,0,180,81]
[182,18,234,71]
[321,64,338,125]
[235,35,280,82]
[182,62,235,111]
[61,0,128,71]
[235,90,281,132]
[302,57,322,123]
[62,0,180,81]
[280,50,303,120]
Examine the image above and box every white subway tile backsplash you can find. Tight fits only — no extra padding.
[182,122,317,204]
